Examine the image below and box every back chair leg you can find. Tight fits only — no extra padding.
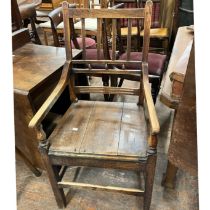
[144,153,157,210]
[102,75,110,101]
[43,31,49,46]
[30,17,42,45]
[151,79,160,103]
[109,75,118,101]
[39,142,66,208]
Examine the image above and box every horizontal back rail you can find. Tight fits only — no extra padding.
[74,86,140,95]
[65,8,145,18]
[72,68,141,75]
[72,59,142,65]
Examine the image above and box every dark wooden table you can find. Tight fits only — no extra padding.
[13,43,81,170]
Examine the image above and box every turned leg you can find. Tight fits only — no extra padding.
[39,141,66,208]
[161,160,178,189]
[144,153,157,210]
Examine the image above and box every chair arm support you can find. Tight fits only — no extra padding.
[28,61,71,128]
[142,62,160,134]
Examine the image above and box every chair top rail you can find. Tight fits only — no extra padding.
[64,8,146,19]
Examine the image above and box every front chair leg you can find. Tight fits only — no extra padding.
[144,152,157,210]
[39,141,66,208]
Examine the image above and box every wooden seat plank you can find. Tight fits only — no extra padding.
[79,101,123,155]
[118,103,148,157]
[49,101,95,154]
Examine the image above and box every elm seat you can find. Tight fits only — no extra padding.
[49,101,148,157]
[119,52,166,76]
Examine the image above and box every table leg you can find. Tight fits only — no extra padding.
[16,147,42,177]
[161,160,178,189]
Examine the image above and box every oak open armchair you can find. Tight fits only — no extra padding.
[29,1,160,209]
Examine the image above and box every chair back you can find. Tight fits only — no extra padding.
[62,0,152,102]
[12,28,31,51]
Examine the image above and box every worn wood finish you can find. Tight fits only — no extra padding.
[49,101,147,157]
[12,28,31,51]
[74,86,140,95]
[142,63,160,134]
[72,68,141,75]
[29,2,160,209]
[144,153,157,210]
[160,27,195,188]
[15,134,42,177]
[67,8,145,18]
[167,42,197,177]
[13,42,81,169]
[160,26,193,109]
[58,181,144,195]
[50,154,147,171]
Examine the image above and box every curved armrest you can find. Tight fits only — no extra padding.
[48,6,63,28]
[28,61,71,128]
[142,62,160,134]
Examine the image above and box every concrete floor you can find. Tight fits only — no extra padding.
[15,25,199,210]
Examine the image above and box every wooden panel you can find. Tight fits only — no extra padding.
[12,28,30,51]
[118,103,147,157]
[13,44,81,91]
[79,101,123,155]
[49,101,95,153]
[14,91,44,168]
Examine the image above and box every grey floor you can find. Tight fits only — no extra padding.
[15,25,199,210]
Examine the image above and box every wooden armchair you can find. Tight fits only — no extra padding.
[28,1,160,209]
[39,5,96,48]
[17,0,42,44]
[39,0,114,46]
